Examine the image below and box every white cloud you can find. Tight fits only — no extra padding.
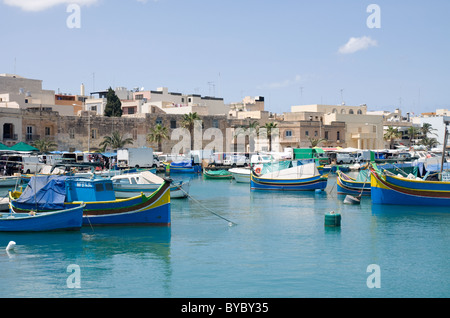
[338,36,378,54]
[257,75,302,90]
[3,0,99,11]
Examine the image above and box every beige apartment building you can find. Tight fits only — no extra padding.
[289,104,384,150]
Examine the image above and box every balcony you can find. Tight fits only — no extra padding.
[25,134,41,142]
[2,134,18,141]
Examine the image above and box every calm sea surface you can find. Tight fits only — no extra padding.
[0,173,449,298]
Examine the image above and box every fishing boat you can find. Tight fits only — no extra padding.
[9,175,171,226]
[336,170,371,196]
[203,169,232,179]
[111,171,189,198]
[0,204,84,232]
[251,161,328,191]
[370,163,450,206]
[0,176,20,188]
[229,167,251,183]
[169,160,201,173]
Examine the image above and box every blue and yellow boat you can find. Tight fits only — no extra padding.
[9,175,171,226]
[336,170,371,196]
[370,163,450,206]
[168,160,201,173]
[1,204,84,232]
[250,161,328,191]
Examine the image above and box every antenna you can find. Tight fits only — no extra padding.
[340,89,345,105]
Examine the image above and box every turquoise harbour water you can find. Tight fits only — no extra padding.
[0,174,449,299]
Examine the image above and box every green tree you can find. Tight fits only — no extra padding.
[104,87,122,117]
[407,126,419,145]
[262,122,278,151]
[32,138,58,153]
[147,124,169,152]
[383,126,402,149]
[99,131,133,151]
[308,137,327,148]
[419,136,439,149]
[234,120,260,152]
[420,123,437,137]
[181,112,202,150]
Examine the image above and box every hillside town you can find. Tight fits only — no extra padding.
[0,73,449,157]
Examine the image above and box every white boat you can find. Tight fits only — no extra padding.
[111,171,190,198]
[229,167,251,183]
[0,176,20,187]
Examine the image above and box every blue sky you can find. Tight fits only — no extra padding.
[1,0,449,115]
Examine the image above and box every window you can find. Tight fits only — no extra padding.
[349,109,354,114]
[337,131,340,141]
[188,97,192,103]
[95,183,104,192]
[305,131,309,136]
[45,127,51,136]
[170,120,177,129]
[26,126,33,140]
[285,130,292,137]
[357,109,362,115]
[135,94,143,100]
[132,128,138,140]
[212,119,219,128]
[69,128,75,139]
[156,117,162,125]
[91,129,97,139]
[314,131,318,137]
[325,131,329,139]
[104,183,113,191]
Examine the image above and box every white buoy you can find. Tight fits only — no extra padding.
[6,241,16,251]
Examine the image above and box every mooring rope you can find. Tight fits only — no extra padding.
[175,183,237,227]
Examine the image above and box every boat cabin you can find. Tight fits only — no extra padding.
[65,178,116,202]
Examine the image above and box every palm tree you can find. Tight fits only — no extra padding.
[308,137,327,148]
[99,131,134,151]
[421,123,437,138]
[32,138,58,153]
[262,122,278,151]
[147,124,169,152]
[234,120,260,152]
[383,126,401,149]
[181,112,202,150]
[407,126,419,146]
[419,136,439,149]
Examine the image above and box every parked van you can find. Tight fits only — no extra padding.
[336,153,355,164]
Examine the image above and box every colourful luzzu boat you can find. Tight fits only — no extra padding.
[9,175,171,226]
[251,161,328,191]
[370,163,450,206]
[336,170,371,196]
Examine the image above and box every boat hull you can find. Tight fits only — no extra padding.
[1,205,84,232]
[0,176,20,188]
[114,181,189,199]
[251,173,328,191]
[203,170,232,179]
[10,182,172,226]
[229,168,250,183]
[336,171,371,196]
[370,168,450,206]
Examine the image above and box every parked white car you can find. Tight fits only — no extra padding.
[223,154,249,167]
[336,153,355,164]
